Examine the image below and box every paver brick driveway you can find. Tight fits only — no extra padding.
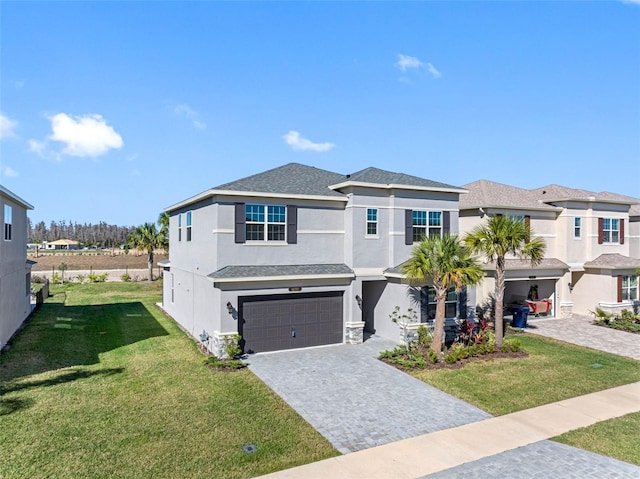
[247,336,490,454]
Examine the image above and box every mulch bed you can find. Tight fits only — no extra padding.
[380,350,529,371]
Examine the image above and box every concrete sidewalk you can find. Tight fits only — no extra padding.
[254,381,640,479]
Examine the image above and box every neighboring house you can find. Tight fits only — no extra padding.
[0,185,35,351]
[43,239,81,250]
[460,180,640,318]
[161,163,468,356]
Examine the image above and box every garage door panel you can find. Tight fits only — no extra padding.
[240,292,343,353]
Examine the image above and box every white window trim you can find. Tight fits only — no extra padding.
[602,218,620,244]
[413,210,443,243]
[186,211,193,242]
[621,275,638,301]
[245,204,287,243]
[366,208,378,237]
[574,217,581,239]
[3,204,12,241]
[177,213,182,242]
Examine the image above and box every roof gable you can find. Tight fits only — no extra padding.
[343,167,463,191]
[460,180,557,211]
[214,163,346,198]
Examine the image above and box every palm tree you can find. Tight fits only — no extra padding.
[463,215,546,348]
[129,222,166,281]
[158,212,169,253]
[401,234,484,354]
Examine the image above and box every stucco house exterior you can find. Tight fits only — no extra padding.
[161,163,469,356]
[459,181,640,319]
[0,185,35,351]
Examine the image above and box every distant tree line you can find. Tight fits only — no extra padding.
[27,218,138,248]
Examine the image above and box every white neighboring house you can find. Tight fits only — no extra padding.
[0,185,35,351]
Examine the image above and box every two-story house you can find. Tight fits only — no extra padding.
[460,180,640,319]
[0,185,35,351]
[161,163,468,356]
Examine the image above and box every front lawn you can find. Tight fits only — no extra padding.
[0,282,337,479]
[410,333,640,416]
[554,412,640,466]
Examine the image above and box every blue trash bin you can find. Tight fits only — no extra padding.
[511,307,529,328]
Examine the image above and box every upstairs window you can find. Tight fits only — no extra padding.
[246,204,286,241]
[602,218,620,244]
[177,214,182,241]
[412,210,427,242]
[574,217,581,239]
[428,211,442,238]
[366,208,378,236]
[186,211,192,241]
[4,204,12,241]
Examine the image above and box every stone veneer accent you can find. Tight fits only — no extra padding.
[211,331,240,359]
[345,321,365,344]
[560,302,573,319]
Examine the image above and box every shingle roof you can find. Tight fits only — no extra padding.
[478,258,569,272]
[460,180,557,211]
[209,263,355,281]
[530,185,639,205]
[584,254,640,270]
[344,167,463,191]
[214,163,346,198]
[630,204,640,217]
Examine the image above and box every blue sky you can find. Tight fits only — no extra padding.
[1,1,639,226]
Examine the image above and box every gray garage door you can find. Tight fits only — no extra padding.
[239,292,343,354]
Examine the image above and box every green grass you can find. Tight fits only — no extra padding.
[410,333,640,416]
[0,282,337,479]
[553,412,640,466]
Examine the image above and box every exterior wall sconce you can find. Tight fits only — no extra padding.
[355,295,362,307]
[226,301,234,314]
[568,283,574,292]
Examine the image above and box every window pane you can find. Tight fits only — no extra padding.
[246,205,264,222]
[267,205,286,223]
[611,219,619,230]
[246,224,264,241]
[413,227,426,243]
[367,222,377,235]
[612,231,619,243]
[428,211,441,226]
[178,214,182,227]
[603,231,611,243]
[603,218,611,230]
[445,303,457,318]
[267,224,285,241]
[4,205,12,224]
[367,208,377,221]
[186,211,192,226]
[574,218,581,227]
[413,211,427,226]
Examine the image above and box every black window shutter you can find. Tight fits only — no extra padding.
[620,219,625,245]
[458,286,468,319]
[420,288,428,323]
[405,209,413,245]
[287,205,297,244]
[443,211,451,234]
[524,215,531,242]
[235,203,246,243]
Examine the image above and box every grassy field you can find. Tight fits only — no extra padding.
[0,282,337,479]
[410,333,640,416]
[30,252,168,271]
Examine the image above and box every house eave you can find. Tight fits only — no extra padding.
[208,273,355,284]
[165,189,348,212]
[0,185,34,210]
[329,180,467,195]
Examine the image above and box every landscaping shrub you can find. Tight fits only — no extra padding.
[120,273,132,282]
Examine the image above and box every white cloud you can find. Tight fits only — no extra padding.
[172,103,207,130]
[48,113,123,157]
[622,0,640,5]
[0,114,18,139]
[283,131,335,152]
[426,62,442,79]
[29,139,46,155]
[2,166,18,177]
[397,54,424,71]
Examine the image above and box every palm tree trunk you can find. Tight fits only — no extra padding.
[431,287,447,354]
[494,257,505,348]
[147,251,154,282]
